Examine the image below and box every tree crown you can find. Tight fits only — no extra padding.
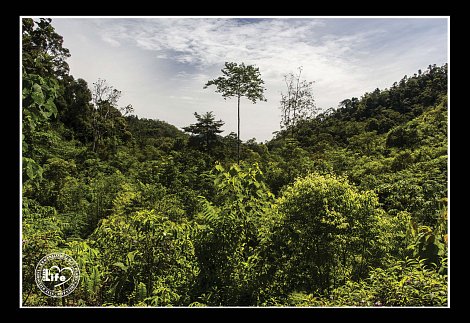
[183,111,225,136]
[204,62,267,103]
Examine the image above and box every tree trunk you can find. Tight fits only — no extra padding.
[237,95,241,164]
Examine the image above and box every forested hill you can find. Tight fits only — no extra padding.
[22,18,448,307]
[267,63,448,228]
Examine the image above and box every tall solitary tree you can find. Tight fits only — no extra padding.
[204,62,266,163]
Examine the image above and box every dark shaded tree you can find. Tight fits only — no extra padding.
[22,18,70,78]
[183,111,224,153]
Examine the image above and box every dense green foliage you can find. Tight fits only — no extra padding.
[22,19,448,307]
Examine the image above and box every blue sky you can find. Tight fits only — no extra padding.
[50,17,448,142]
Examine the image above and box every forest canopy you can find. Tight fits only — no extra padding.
[21,18,448,307]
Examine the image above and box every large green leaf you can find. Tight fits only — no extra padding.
[31,83,45,105]
[113,262,128,272]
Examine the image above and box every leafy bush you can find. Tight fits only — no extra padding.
[253,173,383,302]
[286,258,447,307]
[91,210,199,306]
[194,162,276,305]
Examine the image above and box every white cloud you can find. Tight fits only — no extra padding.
[52,18,448,142]
[101,35,121,47]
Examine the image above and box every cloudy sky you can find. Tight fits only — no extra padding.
[51,17,448,142]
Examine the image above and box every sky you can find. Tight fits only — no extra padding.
[50,17,448,142]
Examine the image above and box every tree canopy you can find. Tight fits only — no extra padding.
[183,111,224,153]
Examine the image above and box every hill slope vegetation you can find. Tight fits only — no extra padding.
[22,18,448,307]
